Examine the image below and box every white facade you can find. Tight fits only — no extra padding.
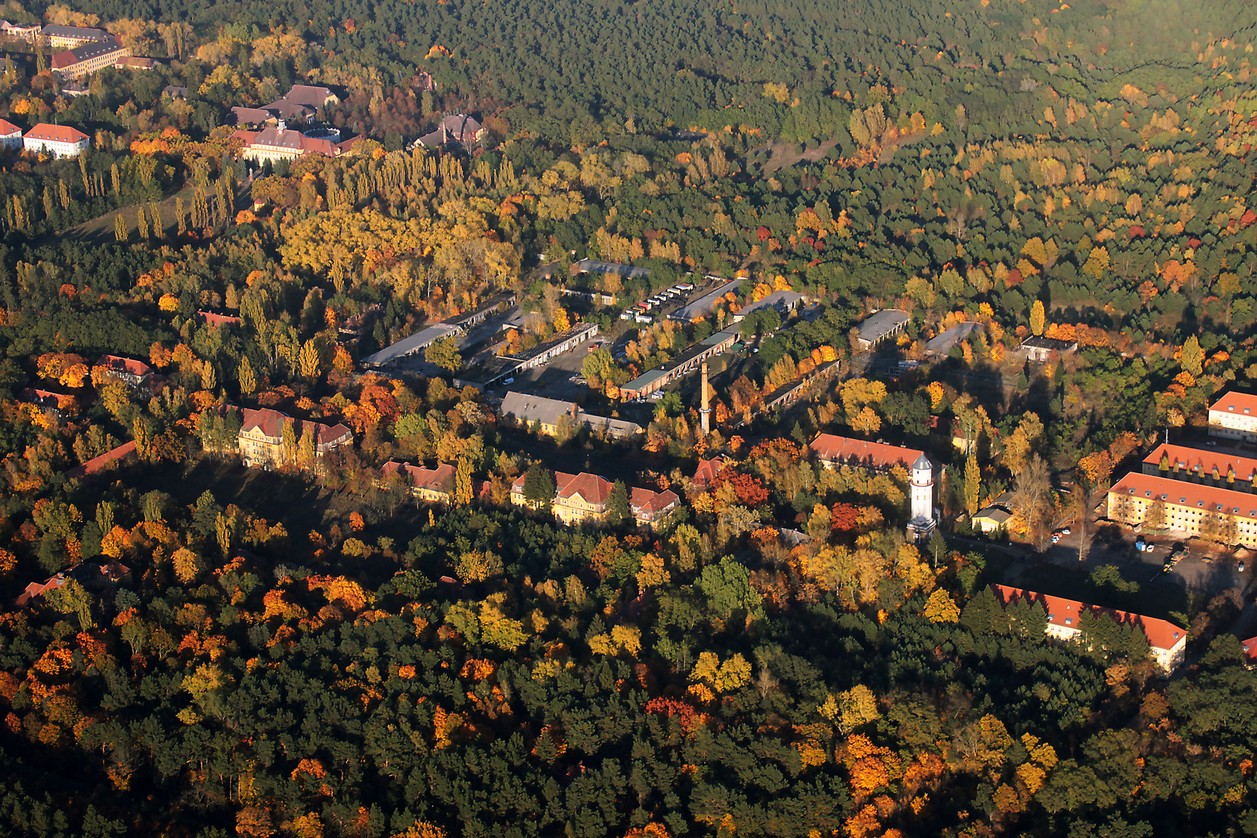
[907,453,936,539]
[1208,392,1257,443]
[0,126,21,152]
[23,126,90,158]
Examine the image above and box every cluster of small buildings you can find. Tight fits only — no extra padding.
[1106,392,1257,548]
[231,84,340,127]
[993,584,1187,672]
[619,279,695,324]
[0,119,91,158]
[510,469,679,528]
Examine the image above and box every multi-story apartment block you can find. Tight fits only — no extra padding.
[994,584,1187,672]
[23,123,90,158]
[1208,391,1257,443]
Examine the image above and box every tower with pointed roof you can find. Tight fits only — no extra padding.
[908,452,936,539]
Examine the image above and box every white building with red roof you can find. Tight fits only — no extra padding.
[0,119,21,152]
[1208,391,1257,444]
[23,123,89,158]
[994,584,1187,672]
[1107,471,1257,548]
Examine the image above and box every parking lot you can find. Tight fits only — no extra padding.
[991,522,1252,618]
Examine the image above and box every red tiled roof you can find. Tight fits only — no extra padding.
[631,487,679,518]
[241,407,287,439]
[1110,472,1257,522]
[692,457,726,489]
[68,440,137,479]
[994,584,1187,653]
[99,354,152,377]
[382,461,456,494]
[1242,636,1257,663]
[15,574,66,607]
[198,310,241,327]
[234,125,346,157]
[556,471,613,506]
[1209,391,1257,416]
[0,119,20,136]
[25,123,89,144]
[241,407,350,447]
[1143,443,1257,482]
[809,433,923,470]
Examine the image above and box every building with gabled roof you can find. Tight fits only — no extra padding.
[552,471,614,525]
[41,23,108,48]
[23,123,89,158]
[511,469,673,527]
[280,84,339,109]
[500,391,578,436]
[1208,391,1257,444]
[993,584,1188,672]
[67,440,137,479]
[1243,635,1257,665]
[238,407,352,470]
[1107,471,1257,548]
[855,309,909,350]
[631,487,680,527]
[1142,442,1257,486]
[0,119,21,152]
[198,310,241,328]
[95,354,152,388]
[413,113,485,149]
[0,21,41,41]
[809,433,923,472]
[381,460,457,503]
[692,457,727,490]
[50,36,127,77]
[233,123,355,164]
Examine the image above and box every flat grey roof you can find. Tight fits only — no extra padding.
[739,290,803,317]
[623,368,669,392]
[574,259,650,279]
[362,323,459,366]
[671,279,743,321]
[925,321,980,354]
[857,309,909,340]
[501,391,576,426]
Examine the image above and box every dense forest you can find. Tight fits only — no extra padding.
[0,0,1253,833]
